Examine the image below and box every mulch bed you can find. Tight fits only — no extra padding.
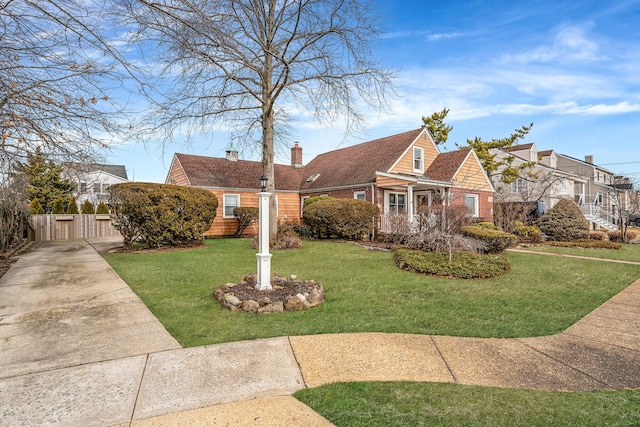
[226,276,321,303]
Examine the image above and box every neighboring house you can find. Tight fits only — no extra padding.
[491,142,631,230]
[555,153,628,230]
[67,164,129,208]
[165,128,494,237]
[490,143,588,219]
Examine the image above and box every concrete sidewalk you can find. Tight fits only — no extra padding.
[0,239,639,426]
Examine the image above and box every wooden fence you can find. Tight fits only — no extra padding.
[29,214,121,241]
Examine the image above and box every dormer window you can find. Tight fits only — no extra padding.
[413,147,424,172]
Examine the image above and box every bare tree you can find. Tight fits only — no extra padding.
[1,0,130,170]
[117,0,396,240]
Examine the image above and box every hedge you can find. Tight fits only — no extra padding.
[109,183,218,248]
[394,248,510,279]
[303,198,379,240]
[461,225,517,253]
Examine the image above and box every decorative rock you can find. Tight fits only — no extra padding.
[258,302,284,313]
[225,295,241,306]
[243,274,257,284]
[306,289,324,307]
[240,299,260,313]
[296,293,306,302]
[258,297,272,306]
[284,295,303,311]
[213,288,226,302]
[289,274,298,281]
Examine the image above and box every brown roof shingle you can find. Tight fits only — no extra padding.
[300,128,424,190]
[174,153,304,191]
[425,148,471,181]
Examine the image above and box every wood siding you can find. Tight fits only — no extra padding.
[30,215,120,241]
[452,154,493,192]
[204,190,301,237]
[165,158,190,185]
[389,130,439,175]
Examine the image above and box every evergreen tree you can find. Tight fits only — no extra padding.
[66,197,79,214]
[30,198,45,214]
[422,108,453,146]
[20,147,75,213]
[96,202,109,214]
[51,198,65,214]
[81,200,95,214]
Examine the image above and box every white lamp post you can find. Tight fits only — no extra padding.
[256,175,272,291]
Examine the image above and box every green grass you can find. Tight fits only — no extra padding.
[511,241,640,262]
[102,238,640,347]
[294,382,640,427]
[102,239,640,426]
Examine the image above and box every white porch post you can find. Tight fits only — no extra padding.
[407,184,414,225]
[256,190,273,291]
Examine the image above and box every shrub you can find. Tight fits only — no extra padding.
[293,223,314,239]
[272,221,302,250]
[109,183,218,249]
[589,230,606,240]
[96,202,109,214]
[461,225,517,253]
[394,248,510,279]
[233,207,259,237]
[303,198,379,240]
[65,197,79,214]
[537,199,589,241]
[607,230,638,243]
[509,221,542,243]
[30,198,44,214]
[474,221,499,230]
[51,198,65,214]
[548,239,621,250]
[81,200,95,214]
[406,230,483,254]
[303,195,332,211]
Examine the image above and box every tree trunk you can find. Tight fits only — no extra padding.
[262,104,278,243]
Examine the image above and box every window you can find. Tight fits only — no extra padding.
[558,178,567,194]
[389,193,406,213]
[354,191,366,201]
[92,183,101,193]
[464,194,479,217]
[413,147,424,172]
[511,179,526,194]
[223,194,240,218]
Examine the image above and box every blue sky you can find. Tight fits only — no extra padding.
[107,0,640,183]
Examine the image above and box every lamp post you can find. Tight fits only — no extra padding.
[256,175,272,291]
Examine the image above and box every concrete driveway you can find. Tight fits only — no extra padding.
[0,238,181,378]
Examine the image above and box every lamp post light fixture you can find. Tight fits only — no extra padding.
[256,174,272,291]
[260,174,268,192]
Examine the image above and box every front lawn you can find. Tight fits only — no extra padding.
[294,382,640,426]
[102,238,640,347]
[511,241,640,262]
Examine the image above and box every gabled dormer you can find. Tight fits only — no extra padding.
[387,127,439,175]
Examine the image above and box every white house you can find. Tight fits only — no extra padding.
[67,164,129,208]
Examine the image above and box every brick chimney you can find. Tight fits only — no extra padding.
[291,142,303,167]
[584,155,594,164]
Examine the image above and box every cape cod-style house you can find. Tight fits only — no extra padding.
[165,128,495,237]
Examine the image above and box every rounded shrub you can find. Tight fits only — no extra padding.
[536,199,589,241]
[233,206,259,237]
[461,225,517,253]
[109,183,218,248]
[303,198,379,240]
[394,247,510,279]
[303,195,332,211]
[608,230,638,243]
[509,221,541,243]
